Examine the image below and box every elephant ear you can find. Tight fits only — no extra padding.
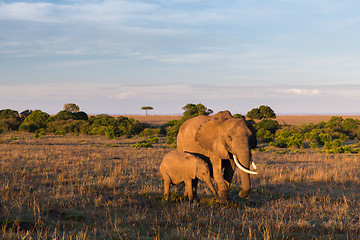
[195,119,223,152]
[246,120,257,149]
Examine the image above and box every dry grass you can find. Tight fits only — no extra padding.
[120,115,182,126]
[273,115,360,126]
[1,132,360,239]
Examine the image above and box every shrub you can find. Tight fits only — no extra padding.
[54,110,74,121]
[256,119,279,134]
[256,128,274,143]
[0,109,21,131]
[0,109,19,119]
[131,140,154,148]
[233,114,245,119]
[19,110,51,132]
[0,118,21,131]
[139,128,161,138]
[270,132,304,148]
[87,115,143,139]
[47,120,89,134]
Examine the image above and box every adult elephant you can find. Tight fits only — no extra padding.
[177,110,258,203]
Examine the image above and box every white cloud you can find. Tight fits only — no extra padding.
[277,88,321,95]
[115,91,136,99]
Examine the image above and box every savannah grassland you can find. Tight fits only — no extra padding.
[1,115,360,239]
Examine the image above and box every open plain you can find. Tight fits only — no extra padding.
[1,130,360,239]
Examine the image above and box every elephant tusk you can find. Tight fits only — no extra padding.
[251,161,257,170]
[233,155,259,175]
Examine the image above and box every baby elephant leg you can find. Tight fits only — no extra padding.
[184,178,194,202]
[201,175,218,199]
[162,174,171,200]
[192,178,198,200]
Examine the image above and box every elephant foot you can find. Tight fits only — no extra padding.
[217,190,229,204]
[239,189,250,199]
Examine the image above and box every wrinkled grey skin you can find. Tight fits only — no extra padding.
[160,151,218,201]
[177,110,257,203]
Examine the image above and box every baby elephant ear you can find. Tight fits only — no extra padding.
[195,119,221,152]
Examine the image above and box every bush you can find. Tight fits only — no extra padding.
[47,120,89,134]
[233,114,245,119]
[131,140,154,148]
[256,119,279,134]
[88,115,143,139]
[0,109,19,119]
[139,128,160,138]
[246,105,276,120]
[270,131,304,148]
[320,146,360,154]
[20,110,51,132]
[0,118,21,131]
[0,109,21,131]
[256,128,274,143]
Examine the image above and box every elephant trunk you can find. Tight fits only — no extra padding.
[233,151,257,199]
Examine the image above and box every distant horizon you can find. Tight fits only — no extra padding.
[3,108,360,117]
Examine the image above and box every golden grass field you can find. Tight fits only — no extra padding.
[1,129,360,239]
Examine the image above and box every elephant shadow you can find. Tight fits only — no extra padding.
[231,181,359,209]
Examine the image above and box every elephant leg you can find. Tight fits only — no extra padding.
[184,179,194,202]
[213,163,229,203]
[192,178,198,200]
[163,175,171,200]
[222,159,235,187]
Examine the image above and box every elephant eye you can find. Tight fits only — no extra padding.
[227,135,232,141]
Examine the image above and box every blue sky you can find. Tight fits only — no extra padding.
[1,0,360,115]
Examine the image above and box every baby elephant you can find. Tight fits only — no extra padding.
[160,151,217,201]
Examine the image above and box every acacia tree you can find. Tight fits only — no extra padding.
[141,106,153,116]
[64,103,80,113]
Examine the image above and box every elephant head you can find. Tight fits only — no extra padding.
[177,110,258,201]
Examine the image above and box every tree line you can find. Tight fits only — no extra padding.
[1,103,360,153]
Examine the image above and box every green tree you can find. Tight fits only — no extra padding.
[259,105,276,119]
[165,103,213,146]
[246,105,276,120]
[64,103,80,113]
[182,103,213,119]
[246,108,262,120]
